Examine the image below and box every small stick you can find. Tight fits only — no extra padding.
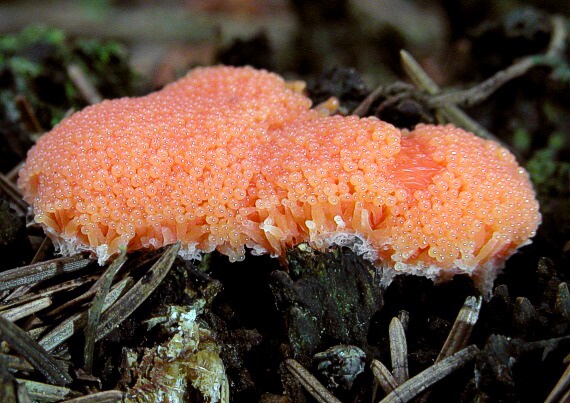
[353,85,387,116]
[15,379,77,400]
[429,58,535,109]
[0,172,28,212]
[371,359,399,394]
[397,310,410,333]
[6,237,54,303]
[3,274,98,309]
[431,17,570,108]
[84,248,126,373]
[67,64,103,105]
[545,15,567,60]
[418,296,482,403]
[352,82,414,117]
[0,254,92,292]
[15,95,43,133]
[38,277,132,352]
[0,296,52,322]
[96,242,180,341]
[399,50,498,142]
[389,317,409,384]
[380,345,479,403]
[0,315,72,386]
[437,296,482,361]
[6,161,24,183]
[62,390,124,402]
[544,354,570,403]
[284,358,342,403]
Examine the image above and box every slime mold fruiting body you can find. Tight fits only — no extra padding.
[18,66,541,286]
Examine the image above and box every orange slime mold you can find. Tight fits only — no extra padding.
[18,66,540,288]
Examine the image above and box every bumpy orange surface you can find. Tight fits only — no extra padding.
[18,66,540,284]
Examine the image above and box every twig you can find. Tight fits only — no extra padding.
[0,353,35,372]
[67,64,103,105]
[2,274,98,310]
[284,359,342,403]
[44,276,104,319]
[15,95,43,133]
[389,317,409,384]
[353,86,387,117]
[417,296,482,403]
[38,277,132,352]
[555,282,570,320]
[430,58,535,109]
[84,248,126,373]
[5,237,54,302]
[437,296,482,361]
[371,359,399,395]
[399,50,498,142]
[62,390,124,402]
[406,13,568,114]
[0,172,28,213]
[398,51,440,95]
[0,315,72,386]
[545,355,570,403]
[0,255,92,292]
[352,83,414,117]
[397,310,410,333]
[546,15,567,59]
[0,296,52,322]
[380,345,479,403]
[16,379,78,401]
[96,242,180,341]
[6,161,24,183]
[30,237,53,265]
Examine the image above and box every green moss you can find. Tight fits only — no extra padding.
[526,132,570,196]
[0,26,136,130]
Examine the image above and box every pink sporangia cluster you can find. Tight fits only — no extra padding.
[18,66,541,286]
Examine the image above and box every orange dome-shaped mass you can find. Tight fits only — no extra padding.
[18,66,540,286]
